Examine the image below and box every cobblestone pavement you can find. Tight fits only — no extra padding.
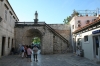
[0,51,100,66]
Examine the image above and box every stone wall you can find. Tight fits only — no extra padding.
[0,0,18,57]
[14,24,71,54]
[49,24,71,44]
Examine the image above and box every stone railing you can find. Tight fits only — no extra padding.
[15,22,45,27]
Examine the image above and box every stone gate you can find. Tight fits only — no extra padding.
[15,22,71,54]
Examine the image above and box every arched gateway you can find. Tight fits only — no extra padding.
[14,11,71,54]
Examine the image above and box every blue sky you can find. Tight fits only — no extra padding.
[8,0,100,24]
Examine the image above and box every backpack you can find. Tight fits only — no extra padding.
[21,49,24,52]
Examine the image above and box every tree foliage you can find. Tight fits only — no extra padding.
[63,16,72,24]
[32,37,40,44]
[63,10,79,24]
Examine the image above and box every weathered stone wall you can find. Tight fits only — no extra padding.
[49,24,71,44]
[0,0,18,57]
[15,26,44,48]
[15,26,53,54]
[14,24,71,54]
[49,24,72,53]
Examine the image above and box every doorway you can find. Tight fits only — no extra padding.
[26,29,42,54]
[93,36,100,58]
[76,38,82,55]
[11,39,13,48]
[31,37,41,49]
[1,37,6,56]
[73,38,76,52]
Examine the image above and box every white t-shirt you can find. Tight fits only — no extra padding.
[33,47,38,54]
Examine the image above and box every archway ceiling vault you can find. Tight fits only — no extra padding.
[26,29,42,37]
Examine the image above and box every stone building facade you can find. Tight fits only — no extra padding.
[72,17,100,61]
[70,16,97,53]
[15,23,71,54]
[0,0,19,57]
[70,10,100,61]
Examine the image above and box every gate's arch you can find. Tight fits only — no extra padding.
[25,29,42,45]
[23,28,43,53]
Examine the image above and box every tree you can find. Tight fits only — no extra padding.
[32,37,40,44]
[63,16,72,24]
[63,10,79,24]
[72,10,79,17]
[63,19,67,24]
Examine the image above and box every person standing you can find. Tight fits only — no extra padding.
[27,45,32,62]
[24,45,28,58]
[21,45,25,58]
[18,44,22,55]
[33,45,38,62]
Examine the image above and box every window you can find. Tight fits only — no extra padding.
[77,20,81,27]
[9,11,13,15]
[11,39,13,48]
[8,37,10,48]
[5,10,7,20]
[72,25,74,29]
[53,35,57,43]
[86,20,90,24]
[78,20,81,23]
[94,19,96,21]
[78,24,81,27]
[13,16,15,19]
[92,19,96,22]
[84,36,88,42]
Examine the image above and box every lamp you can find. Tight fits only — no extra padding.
[0,16,2,22]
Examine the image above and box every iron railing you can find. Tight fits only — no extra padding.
[15,22,46,27]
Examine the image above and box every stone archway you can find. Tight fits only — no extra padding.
[15,24,70,54]
[22,29,42,45]
[24,28,43,53]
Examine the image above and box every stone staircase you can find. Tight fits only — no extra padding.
[44,23,71,53]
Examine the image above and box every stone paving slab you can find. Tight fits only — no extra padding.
[0,53,100,66]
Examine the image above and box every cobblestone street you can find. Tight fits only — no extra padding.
[0,51,100,66]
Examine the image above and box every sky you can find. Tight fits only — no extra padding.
[8,0,100,24]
